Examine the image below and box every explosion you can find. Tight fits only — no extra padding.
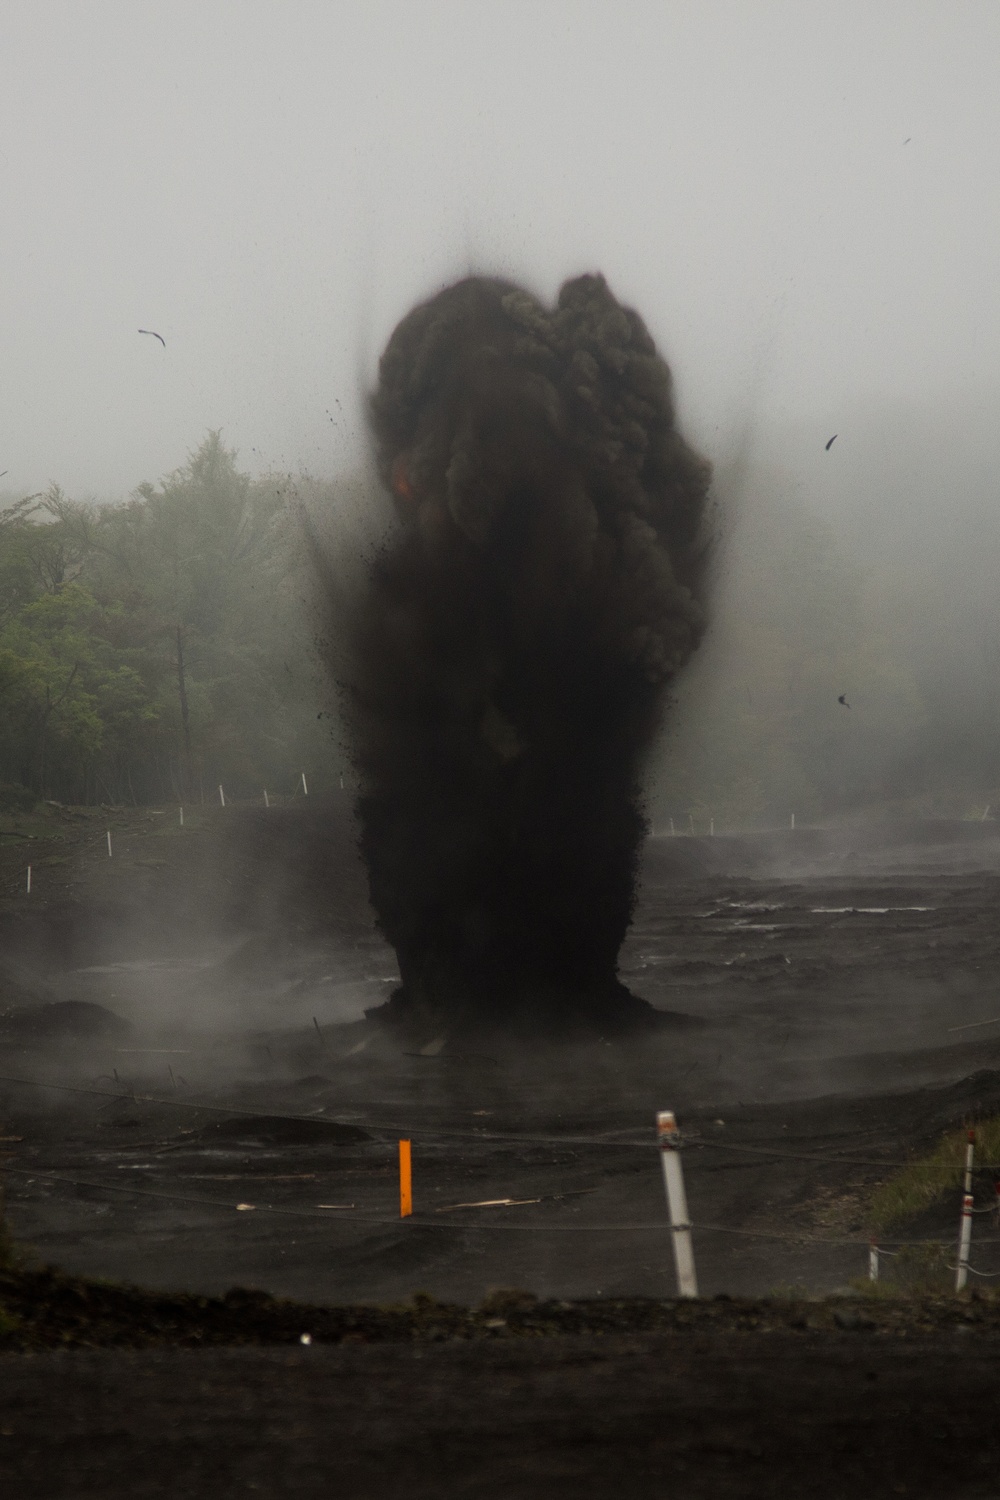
[339,273,710,1037]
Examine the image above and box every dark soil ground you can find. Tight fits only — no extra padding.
[4,801,1000,1494]
[3,1334,1000,1498]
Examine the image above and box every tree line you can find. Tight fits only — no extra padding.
[2,433,990,824]
[0,433,334,810]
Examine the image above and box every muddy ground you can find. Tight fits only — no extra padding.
[3,801,1000,1494]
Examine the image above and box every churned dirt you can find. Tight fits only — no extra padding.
[4,802,1000,1494]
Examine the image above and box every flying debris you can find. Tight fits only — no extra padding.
[825,434,838,451]
[838,695,850,708]
[138,329,166,347]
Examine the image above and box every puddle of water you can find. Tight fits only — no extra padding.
[810,906,934,914]
[723,902,783,912]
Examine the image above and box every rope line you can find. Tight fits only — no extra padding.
[693,1137,1000,1171]
[6,1165,1000,1248]
[0,1074,660,1147]
[0,1167,679,1232]
[6,1073,1000,1168]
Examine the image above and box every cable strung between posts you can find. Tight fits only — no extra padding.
[0,1166,673,1230]
[5,1166,1000,1247]
[691,1137,1000,1171]
[0,1073,662,1147]
[3,1073,1000,1168]
[5,1080,1000,1194]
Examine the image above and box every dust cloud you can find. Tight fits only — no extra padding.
[331,274,711,1038]
[651,399,1000,834]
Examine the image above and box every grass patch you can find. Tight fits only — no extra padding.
[851,1243,955,1298]
[0,1186,17,1274]
[866,1118,1000,1234]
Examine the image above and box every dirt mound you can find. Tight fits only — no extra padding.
[186,1115,370,1148]
[0,1000,130,1042]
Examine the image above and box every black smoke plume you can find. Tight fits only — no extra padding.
[338,274,710,1037]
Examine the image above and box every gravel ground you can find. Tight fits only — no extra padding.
[2,1333,1000,1499]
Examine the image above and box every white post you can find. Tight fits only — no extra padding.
[26,865,31,894]
[264,789,269,808]
[339,773,344,790]
[301,772,309,796]
[218,785,225,807]
[868,1241,879,1282]
[955,1129,976,1291]
[657,1111,698,1298]
[179,806,184,826]
[710,817,715,836]
[669,818,675,836]
[791,812,795,830]
[107,830,112,858]
[956,1193,974,1291]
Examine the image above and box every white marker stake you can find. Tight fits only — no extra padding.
[956,1192,974,1292]
[657,1111,698,1298]
[107,831,112,857]
[264,789,269,808]
[301,772,308,796]
[868,1241,879,1282]
[179,806,184,827]
[956,1130,976,1291]
[791,813,795,830]
[710,818,714,836]
[339,773,344,790]
[218,785,225,807]
[26,866,31,894]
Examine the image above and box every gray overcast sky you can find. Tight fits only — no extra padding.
[3,0,999,497]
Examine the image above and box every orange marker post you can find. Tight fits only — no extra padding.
[399,1139,412,1218]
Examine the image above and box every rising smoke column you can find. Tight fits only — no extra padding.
[340,274,710,1036]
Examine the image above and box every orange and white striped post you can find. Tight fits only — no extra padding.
[955,1130,976,1291]
[657,1110,698,1298]
[399,1139,412,1218]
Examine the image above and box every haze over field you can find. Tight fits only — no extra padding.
[3,1,1000,821]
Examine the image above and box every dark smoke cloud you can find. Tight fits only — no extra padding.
[336,273,710,1036]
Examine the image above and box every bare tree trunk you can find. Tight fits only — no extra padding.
[176,625,193,795]
[36,660,80,799]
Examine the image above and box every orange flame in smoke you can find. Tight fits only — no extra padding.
[391,454,415,504]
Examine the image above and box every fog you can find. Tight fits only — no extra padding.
[4,2,1000,486]
[4,0,1000,822]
